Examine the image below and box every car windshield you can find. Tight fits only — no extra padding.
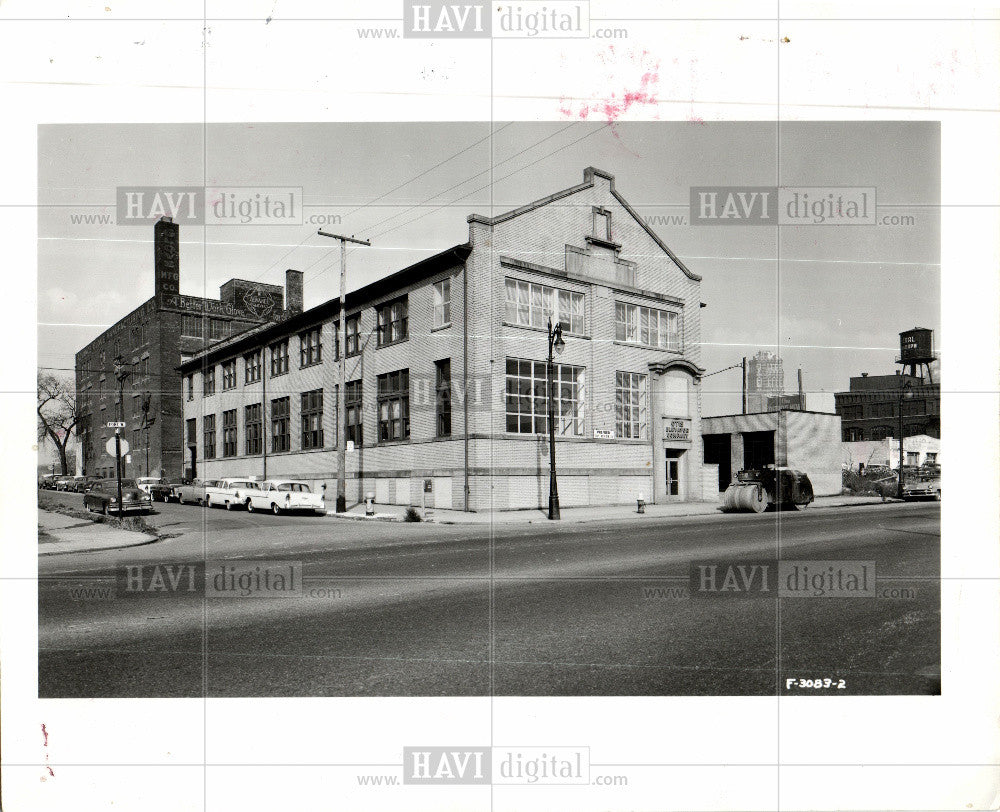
[277,483,310,492]
[118,479,138,488]
[203,481,219,487]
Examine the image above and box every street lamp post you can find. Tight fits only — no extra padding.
[546,319,565,520]
[897,378,914,498]
[113,356,131,518]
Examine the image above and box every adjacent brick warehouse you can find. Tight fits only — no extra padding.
[180,167,718,510]
[74,217,294,480]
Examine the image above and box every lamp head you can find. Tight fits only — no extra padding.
[552,322,565,355]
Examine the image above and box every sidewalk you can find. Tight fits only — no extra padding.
[328,494,892,525]
[38,509,158,555]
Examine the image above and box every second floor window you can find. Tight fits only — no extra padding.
[505,357,585,436]
[615,302,681,351]
[300,327,322,367]
[433,279,451,328]
[346,315,361,356]
[301,389,324,450]
[376,299,408,346]
[504,279,585,335]
[222,409,237,457]
[377,369,410,442]
[204,366,216,397]
[186,374,194,401]
[221,360,237,390]
[271,396,290,453]
[203,414,216,459]
[244,403,263,455]
[181,314,204,338]
[245,350,262,383]
[270,340,289,376]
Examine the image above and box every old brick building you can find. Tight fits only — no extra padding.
[179,168,716,510]
[834,372,940,442]
[75,217,300,479]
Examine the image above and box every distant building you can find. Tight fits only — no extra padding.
[835,327,941,442]
[766,392,836,413]
[74,217,301,479]
[842,434,940,471]
[746,350,783,413]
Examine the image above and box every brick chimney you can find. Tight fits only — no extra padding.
[285,269,304,315]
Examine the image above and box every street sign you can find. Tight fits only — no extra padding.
[106,437,130,456]
[106,421,126,429]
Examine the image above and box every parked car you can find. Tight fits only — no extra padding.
[135,477,164,497]
[54,476,76,491]
[68,475,89,492]
[81,476,103,493]
[38,474,58,489]
[83,478,153,515]
[174,479,219,505]
[144,479,179,502]
[210,478,261,510]
[245,480,326,515]
[902,466,942,501]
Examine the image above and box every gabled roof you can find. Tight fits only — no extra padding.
[468,166,702,282]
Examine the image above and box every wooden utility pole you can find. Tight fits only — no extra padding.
[317,230,371,513]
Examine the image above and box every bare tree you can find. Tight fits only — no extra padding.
[37,372,81,476]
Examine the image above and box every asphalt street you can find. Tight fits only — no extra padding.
[38,492,940,697]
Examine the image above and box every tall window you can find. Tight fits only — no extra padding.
[376,299,408,346]
[615,372,649,439]
[345,315,361,356]
[210,319,229,341]
[244,403,263,455]
[593,208,612,240]
[504,279,585,335]
[433,279,451,328]
[299,327,322,367]
[377,369,410,442]
[435,358,451,437]
[504,358,585,436]
[301,389,324,450]
[270,339,289,376]
[614,302,681,351]
[221,359,237,390]
[182,314,204,338]
[203,414,217,459]
[222,409,238,457]
[345,380,363,446]
[245,350,262,384]
[271,396,290,452]
[185,418,196,447]
[203,366,216,396]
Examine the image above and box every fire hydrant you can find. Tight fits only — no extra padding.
[636,495,646,514]
[364,491,376,516]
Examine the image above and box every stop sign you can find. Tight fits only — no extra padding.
[105,437,130,457]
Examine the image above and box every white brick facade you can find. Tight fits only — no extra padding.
[181,168,713,510]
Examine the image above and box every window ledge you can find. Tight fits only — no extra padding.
[431,323,452,333]
[376,337,410,349]
[300,361,323,370]
[612,340,682,354]
[502,321,590,340]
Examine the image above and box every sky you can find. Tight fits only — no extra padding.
[37,121,940,416]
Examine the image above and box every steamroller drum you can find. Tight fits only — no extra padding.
[722,482,769,513]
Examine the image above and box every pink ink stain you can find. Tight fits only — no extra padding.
[42,724,54,777]
[558,47,661,127]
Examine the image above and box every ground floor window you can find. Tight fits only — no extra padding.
[345,380,363,446]
[301,389,324,450]
[504,357,585,436]
[203,414,216,459]
[615,371,648,439]
[244,403,263,455]
[222,410,237,457]
[271,396,290,452]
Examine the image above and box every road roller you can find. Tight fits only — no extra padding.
[722,466,814,513]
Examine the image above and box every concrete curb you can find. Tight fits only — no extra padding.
[38,532,160,556]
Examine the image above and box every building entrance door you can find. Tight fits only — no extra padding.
[665,449,683,498]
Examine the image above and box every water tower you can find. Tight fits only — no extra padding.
[897,328,936,383]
